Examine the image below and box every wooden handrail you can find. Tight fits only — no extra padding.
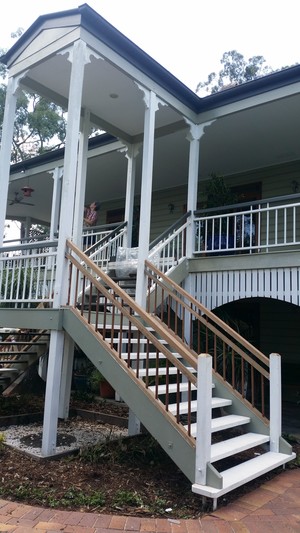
[145,260,269,368]
[145,259,270,418]
[66,240,197,375]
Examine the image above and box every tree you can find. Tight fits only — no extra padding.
[196,50,277,95]
[0,32,67,163]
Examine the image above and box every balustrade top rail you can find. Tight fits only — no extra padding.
[194,192,300,216]
[0,240,58,254]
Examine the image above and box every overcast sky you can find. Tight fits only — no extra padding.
[1,0,299,93]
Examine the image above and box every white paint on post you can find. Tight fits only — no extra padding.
[185,121,214,257]
[42,330,65,456]
[0,76,21,246]
[49,167,63,241]
[73,108,91,248]
[123,143,140,249]
[135,89,158,308]
[58,334,75,420]
[54,40,90,307]
[269,352,282,453]
[43,40,89,456]
[195,353,212,486]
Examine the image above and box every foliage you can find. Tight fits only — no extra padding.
[80,434,167,466]
[204,173,237,209]
[90,368,106,385]
[0,35,67,163]
[0,266,34,306]
[196,50,292,95]
[0,433,5,453]
[27,224,49,242]
[0,394,44,415]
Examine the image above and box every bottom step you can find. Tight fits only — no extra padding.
[192,451,296,499]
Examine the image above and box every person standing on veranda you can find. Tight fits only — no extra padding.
[83,201,100,246]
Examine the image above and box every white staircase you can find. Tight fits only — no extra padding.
[99,321,295,510]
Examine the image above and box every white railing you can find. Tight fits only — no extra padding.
[82,223,124,252]
[0,241,58,307]
[148,212,190,272]
[194,193,300,255]
[85,222,127,271]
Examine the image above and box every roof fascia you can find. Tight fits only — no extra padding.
[196,80,300,123]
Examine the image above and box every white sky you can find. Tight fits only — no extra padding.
[1,0,299,93]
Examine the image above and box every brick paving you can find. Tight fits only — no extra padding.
[0,468,299,532]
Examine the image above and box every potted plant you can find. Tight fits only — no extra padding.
[90,369,115,399]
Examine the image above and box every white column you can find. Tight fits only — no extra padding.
[0,76,22,246]
[49,167,63,241]
[53,40,90,306]
[269,352,282,453]
[123,144,140,248]
[58,334,75,420]
[73,108,91,247]
[195,353,212,485]
[184,121,214,258]
[42,40,90,456]
[135,90,158,308]
[42,330,65,455]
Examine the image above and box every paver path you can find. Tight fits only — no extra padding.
[0,468,299,532]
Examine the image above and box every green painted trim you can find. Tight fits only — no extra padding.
[61,307,196,482]
[0,308,62,330]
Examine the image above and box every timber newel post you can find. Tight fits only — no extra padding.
[195,353,212,485]
[269,352,282,453]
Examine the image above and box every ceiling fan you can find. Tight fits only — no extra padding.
[9,191,35,206]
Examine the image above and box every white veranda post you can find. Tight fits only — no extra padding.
[135,89,160,309]
[0,75,23,246]
[183,121,214,346]
[42,40,90,456]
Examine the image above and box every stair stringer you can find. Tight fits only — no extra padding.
[62,307,197,482]
[213,373,294,456]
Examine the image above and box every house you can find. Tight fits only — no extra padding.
[0,3,299,509]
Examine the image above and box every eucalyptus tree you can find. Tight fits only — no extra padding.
[196,49,292,95]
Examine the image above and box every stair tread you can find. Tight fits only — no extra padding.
[121,352,180,360]
[0,360,29,364]
[138,366,194,377]
[106,338,169,344]
[187,415,250,437]
[0,342,46,346]
[192,451,296,497]
[168,393,221,415]
[211,432,270,462]
[99,324,154,331]
[0,351,38,356]
[212,414,250,432]
[149,382,197,394]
